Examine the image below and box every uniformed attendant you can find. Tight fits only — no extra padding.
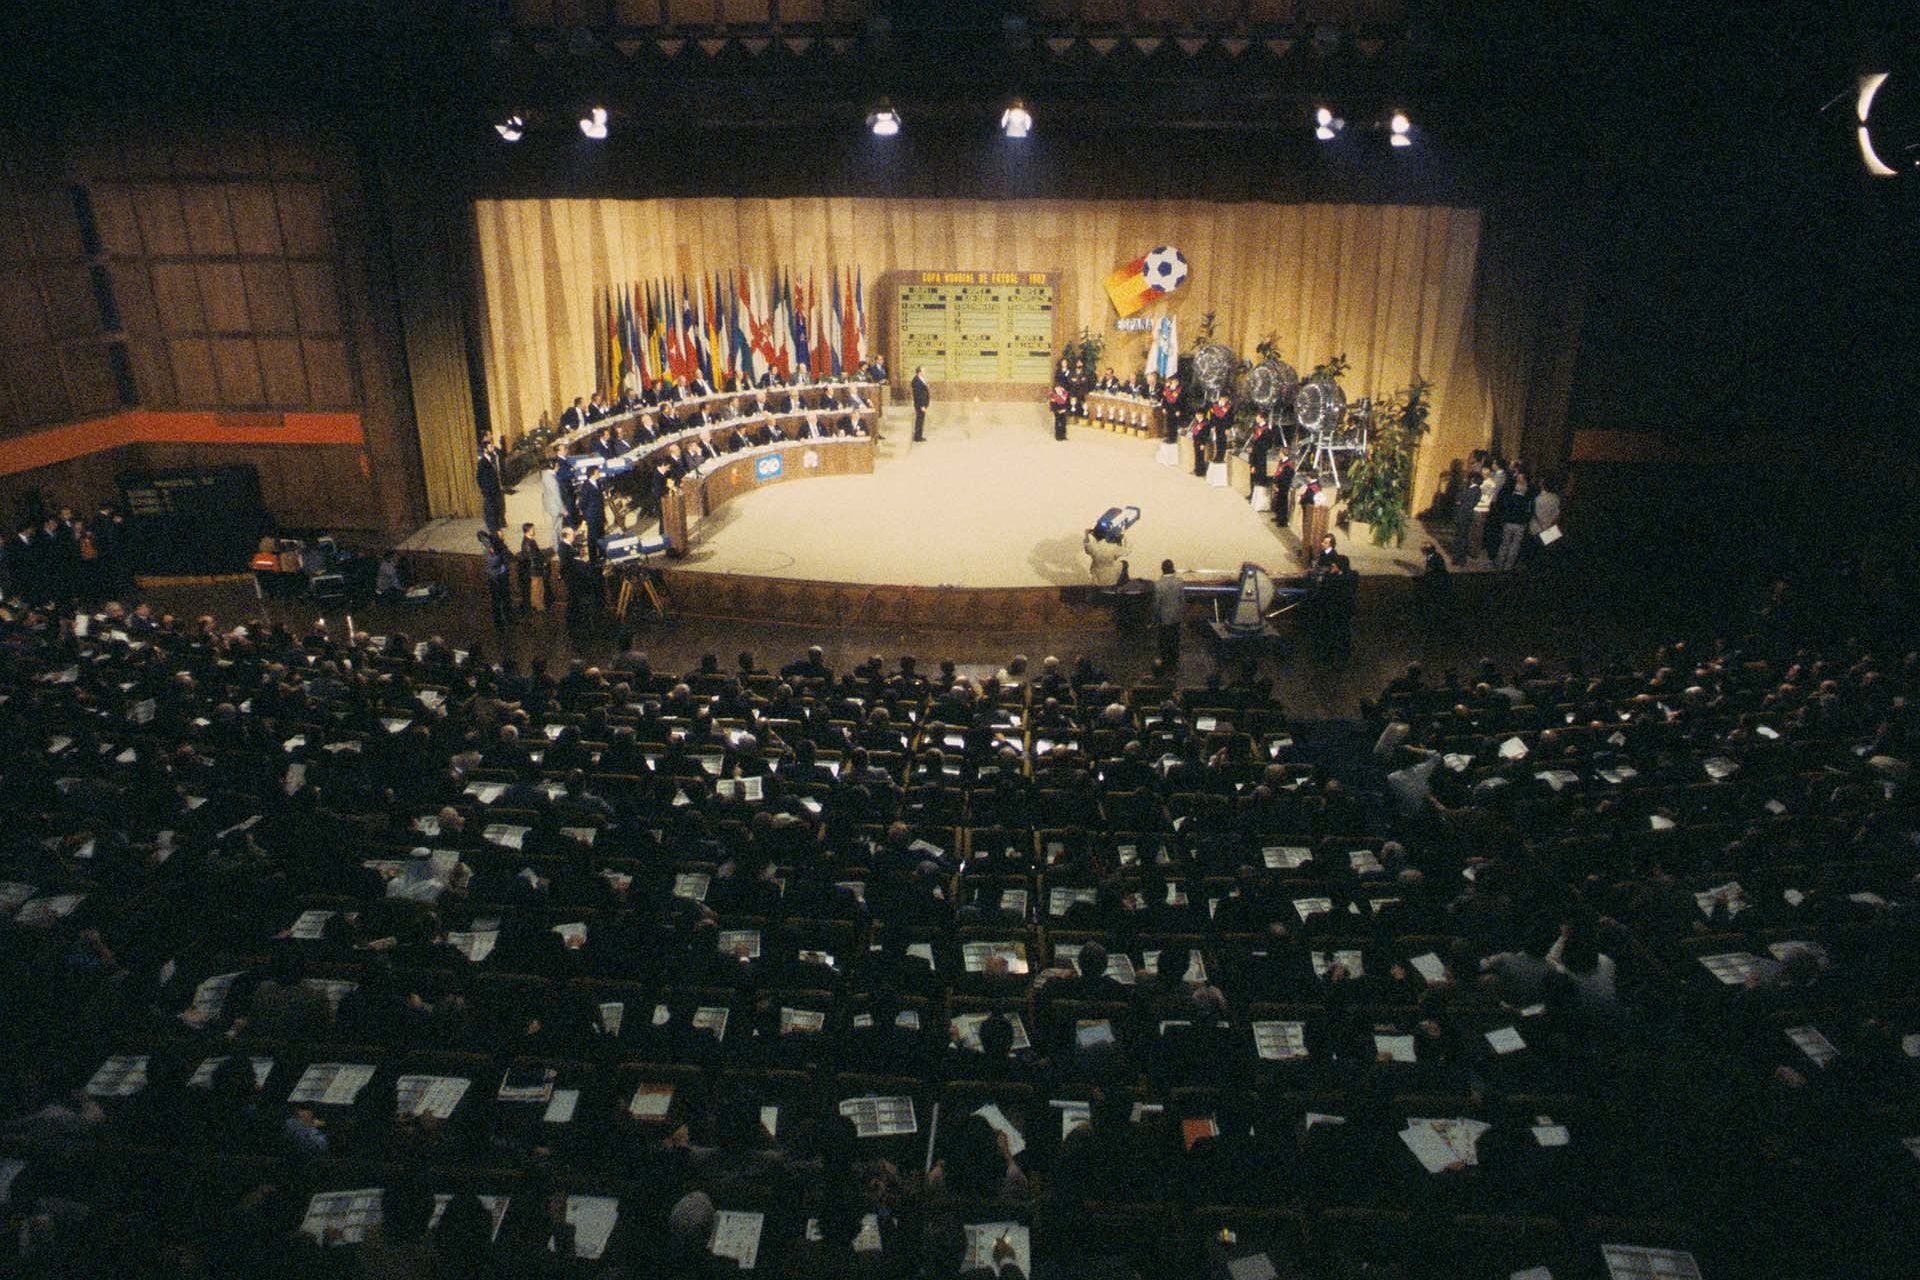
[1050,383,1071,441]
[1190,412,1210,477]
[1207,394,1233,464]
[1159,375,1183,442]
[1248,413,1275,486]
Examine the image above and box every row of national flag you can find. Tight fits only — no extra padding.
[594,267,869,398]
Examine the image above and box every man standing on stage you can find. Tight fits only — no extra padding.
[475,433,506,533]
[1153,559,1185,668]
[1050,382,1070,441]
[911,366,930,441]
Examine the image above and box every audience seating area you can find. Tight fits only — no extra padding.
[2,607,1916,1279]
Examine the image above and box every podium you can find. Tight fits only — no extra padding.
[660,491,689,554]
[1300,499,1331,568]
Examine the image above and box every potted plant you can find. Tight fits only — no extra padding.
[1343,378,1433,547]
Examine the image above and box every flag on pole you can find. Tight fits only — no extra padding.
[728,272,749,390]
[772,270,792,379]
[841,266,860,374]
[606,287,620,397]
[744,270,768,385]
[1150,313,1180,381]
[853,267,867,373]
[828,270,844,377]
[710,272,721,387]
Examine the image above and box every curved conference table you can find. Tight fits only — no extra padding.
[549,381,882,555]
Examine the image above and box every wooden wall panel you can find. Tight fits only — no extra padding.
[475,196,1497,508]
[301,337,354,405]
[226,183,284,255]
[0,197,32,262]
[91,184,145,256]
[257,336,309,404]
[288,262,341,333]
[106,265,160,343]
[21,188,84,260]
[211,338,265,405]
[274,183,333,255]
[196,262,251,332]
[8,352,71,426]
[149,262,207,334]
[167,337,219,404]
[241,261,296,331]
[58,344,121,419]
[132,185,191,255]
[179,184,239,255]
[0,267,50,347]
[41,264,102,339]
[125,339,176,405]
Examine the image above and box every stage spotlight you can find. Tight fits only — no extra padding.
[1389,110,1412,147]
[494,115,524,143]
[1000,100,1033,139]
[1314,106,1345,141]
[579,106,608,140]
[867,99,902,137]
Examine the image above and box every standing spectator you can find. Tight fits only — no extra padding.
[910,366,931,441]
[475,433,506,533]
[517,522,548,613]
[1528,474,1563,565]
[477,529,513,631]
[1153,560,1185,668]
[560,526,601,639]
[540,447,572,545]
[1494,470,1535,571]
[1453,466,1483,564]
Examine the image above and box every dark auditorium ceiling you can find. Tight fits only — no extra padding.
[3,1,1916,198]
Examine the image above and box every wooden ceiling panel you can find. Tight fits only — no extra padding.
[6,347,73,425]
[124,338,177,406]
[20,187,85,260]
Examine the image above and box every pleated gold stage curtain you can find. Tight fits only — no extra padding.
[391,179,484,520]
[472,197,1555,513]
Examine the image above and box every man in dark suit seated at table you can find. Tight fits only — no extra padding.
[591,426,620,459]
[649,379,674,404]
[749,414,780,447]
[800,412,827,441]
[584,394,609,425]
[630,413,659,446]
[688,370,714,398]
[722,425,751,454]
[840,385,870,411]
[766,380,791,414]
[558,396,588,433]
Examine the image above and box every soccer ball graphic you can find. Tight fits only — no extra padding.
[1142,246,1188,294]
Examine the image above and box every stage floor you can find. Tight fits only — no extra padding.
[401,402,1433,586]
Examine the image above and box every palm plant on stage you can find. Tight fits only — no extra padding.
[1344,377,1433,547]
[1068,327,1105,372]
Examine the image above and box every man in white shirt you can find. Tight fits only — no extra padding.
[1153,560,1185,668]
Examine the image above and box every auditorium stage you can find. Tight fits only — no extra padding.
[397,401,1435,628]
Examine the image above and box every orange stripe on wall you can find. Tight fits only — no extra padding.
[0,410,363,477]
